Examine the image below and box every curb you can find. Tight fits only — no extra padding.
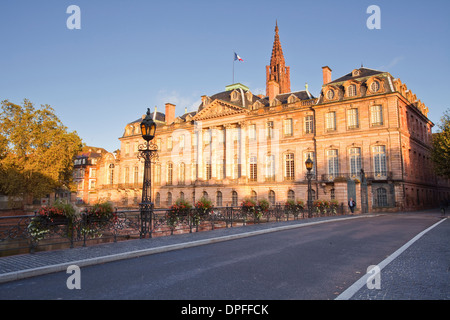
[0,214,376,284]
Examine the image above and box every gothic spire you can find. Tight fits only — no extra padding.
[266,22,291,97]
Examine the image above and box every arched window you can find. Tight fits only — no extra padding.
[268,190,276,205]
[155,192,161,207]
[216,191,222,207]
[288,190,295,201]
[180,191,184,201]
[232,191,238,207]
[348,84,357,97]
[251,190,257,202]
[202,191,209,200]
[167,192,172,207]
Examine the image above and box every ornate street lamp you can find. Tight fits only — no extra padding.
[305,155,314,218]
[138,108,158,238]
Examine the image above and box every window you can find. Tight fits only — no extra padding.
[347,108,359,129]
[179,163,185,184]
[124,167,130,184]
[232,191,238,207]
[180,191,185,201]
[376,188,388,207]
[348,84,357,97]
[283,118,293,136]
[304,115,314,134]
[249,124,256,140]
[154,164,161,185]
[134,166,139,184]
[284,153,295,180]
[232,156,240,179]
[371,105,383,126]
[89,168,96,178]
[155,192,161,207]
[205,162,212,180]
[373,146,387,177]
[167,163,173,185]
[267,121,274,139]
[156,138,161,150]
[167,136,173,150]
[288,190,295,201]
[268,190,276,206]
[108,164,114,185]
[327,149,339,179]
[89,180,95,190]
[216,191,222,207]
[371,81,380,93]
[202,191,209,200]
[326,112,336,131]
[251,190,257,202]
[217,159,224,180]
[179,135,185,150]
[249,156,257,181]
[330,188,335,200]
[167,192,172,206]
[349,147,361,177]
[265,154,275,181]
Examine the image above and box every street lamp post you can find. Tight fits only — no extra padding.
[138,108,158,238]
[305,155,314,218]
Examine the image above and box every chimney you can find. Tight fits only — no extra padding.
[322,66,332,85]
[267,80,280,102]
[165,103,176,125]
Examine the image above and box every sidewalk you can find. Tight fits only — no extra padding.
[0,214,370,284]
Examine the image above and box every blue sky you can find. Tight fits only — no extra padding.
[1,0,449,152]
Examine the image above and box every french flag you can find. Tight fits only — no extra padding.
[234,52,244,62]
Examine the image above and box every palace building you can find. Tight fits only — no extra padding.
[82,23,450,213]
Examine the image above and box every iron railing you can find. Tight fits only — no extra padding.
[0,203,346,257]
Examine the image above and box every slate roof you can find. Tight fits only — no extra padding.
[328,67,385,85]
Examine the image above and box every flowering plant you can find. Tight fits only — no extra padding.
[27,201,76,242]
[167,198,192,228]
[195,197,213,215]
[330,199,339,214]
[285,199,304,217]
[81,201,116,237]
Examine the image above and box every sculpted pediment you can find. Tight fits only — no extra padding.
[192,100,247,121]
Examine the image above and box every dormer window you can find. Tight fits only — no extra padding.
[348,84,357,97]
[231,90,239,101]
[352,69,361,77]
[326,89,335,100]
[371,80,380,93]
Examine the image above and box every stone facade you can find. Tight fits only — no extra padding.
[87,24,450,213]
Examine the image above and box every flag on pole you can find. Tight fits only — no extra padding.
[234,52,244,62]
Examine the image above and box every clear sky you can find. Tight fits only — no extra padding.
[1,0,449,152]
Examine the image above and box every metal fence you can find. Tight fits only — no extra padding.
[0,203,345,257]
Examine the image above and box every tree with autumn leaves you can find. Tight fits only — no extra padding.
[0,99,83,205]
[431,108,450,179]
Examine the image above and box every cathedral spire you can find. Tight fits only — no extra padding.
[266,22,290,97]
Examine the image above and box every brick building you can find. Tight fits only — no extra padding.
[92,24,450,213]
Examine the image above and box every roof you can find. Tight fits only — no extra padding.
[328,67,386,85]
[198,89,262,111]
[127,111,166,125]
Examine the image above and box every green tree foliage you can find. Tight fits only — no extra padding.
[431,108,450,179]
[0,99,83,204]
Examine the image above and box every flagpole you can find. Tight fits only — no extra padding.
[232,52,235,84]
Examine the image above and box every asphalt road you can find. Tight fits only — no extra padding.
[0,213,442,300]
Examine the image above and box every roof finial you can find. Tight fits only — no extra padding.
[275,19,278,33]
